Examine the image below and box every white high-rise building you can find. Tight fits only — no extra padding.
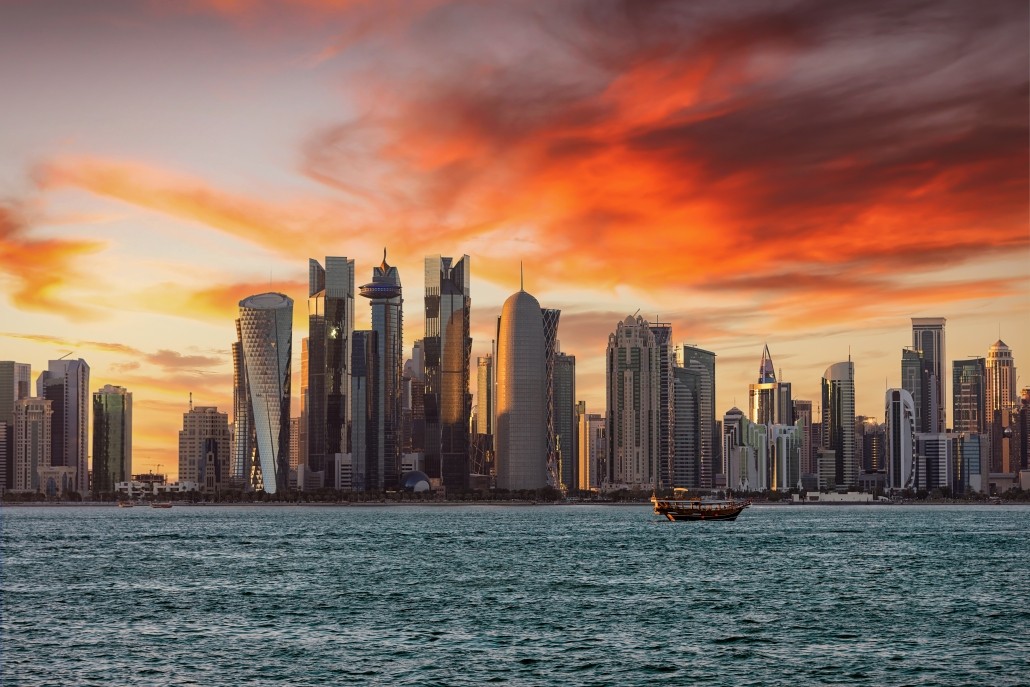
[237,292,293,494]
[606,315,659,490]
[885,388,916,491]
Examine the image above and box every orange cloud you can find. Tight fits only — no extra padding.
[0,204,105,320]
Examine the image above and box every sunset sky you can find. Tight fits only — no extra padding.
[1,0,1027,478]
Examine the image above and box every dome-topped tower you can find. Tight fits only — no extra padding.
[495,288,547,491]
[986,338,1017,414]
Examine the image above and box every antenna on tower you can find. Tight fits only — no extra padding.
[58,351,73,361]
[189,392,193,412]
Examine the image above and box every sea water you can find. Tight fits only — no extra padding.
[2,504,1028,686]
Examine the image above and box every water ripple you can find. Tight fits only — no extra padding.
[3,504,1029,685]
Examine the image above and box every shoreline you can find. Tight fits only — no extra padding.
[3,500,1027,508]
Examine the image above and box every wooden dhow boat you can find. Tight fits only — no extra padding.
[651,494,751,522]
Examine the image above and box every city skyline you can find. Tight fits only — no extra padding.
[1,1,1028,477]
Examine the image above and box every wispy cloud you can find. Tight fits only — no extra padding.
[0,203,106,320]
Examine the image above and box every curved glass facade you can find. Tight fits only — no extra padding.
[495,290,547,490]
[239,292,293,494]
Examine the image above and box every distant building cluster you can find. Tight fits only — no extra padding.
[3,275,1028,499]
[0,359,136,498]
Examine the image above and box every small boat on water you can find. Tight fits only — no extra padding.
[117,501,134,508]
[651,494,751,522]
[150,501,173,509]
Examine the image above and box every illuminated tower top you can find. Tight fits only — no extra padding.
[759,344,776,384]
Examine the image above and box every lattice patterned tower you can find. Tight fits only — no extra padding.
[237,293,293,494]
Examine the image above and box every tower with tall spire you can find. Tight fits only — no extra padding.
[359,249,403,491]
[495,283,547,491]
[748,345,793,426]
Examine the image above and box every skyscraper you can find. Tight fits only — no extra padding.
[423,254,471,490]
[35,359,90,494]
[13,397,51,492]
[306,256,355,490]
[553,352,577,490]
[476,354,494,436]
[405,341,426,453]
[0,361,32,423]
[92,385,132,496]
[673,366,702,488]
[682,345,717,487]
[901,347,939,434]
[541,307,560,485]
[792,399,815,475]
[495,287,547,491]
[0,361,31,492]
[986,340,1018,474]
[576,402,604,492]
[350,329,379,491]
[237,292,293,494]
[952,358,987,434]
[606,315,659,490]
[359,251,403,491]
[986,340,1017,414]
[231,318,251,488]
[179,405,231,493]
[912,317,946,432]
[649,322,674,489]
[748,345,793,426]
[821,361,856,489]
[885,388,916,491]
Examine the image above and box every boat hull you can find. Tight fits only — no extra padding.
[652,498,750,522]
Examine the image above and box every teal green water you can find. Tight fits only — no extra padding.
[2,504,1028,685]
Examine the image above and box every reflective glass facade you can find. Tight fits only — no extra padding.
[682,345,717,487]
[821,362,856,489]
[350,330,379,491]
[307,257,355,488]
[952,358,987,434]
[361,255,402,491]
[92,385,131,496]
[553,352,576,490]
[912,318,946,432]
[424,255,471,490]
